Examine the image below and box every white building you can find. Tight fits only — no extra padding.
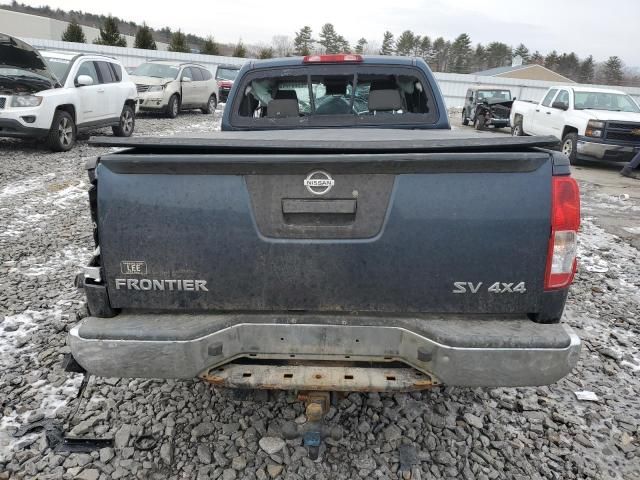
[0,8,169,50]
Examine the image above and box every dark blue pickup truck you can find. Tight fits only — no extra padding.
[70,55,581,394]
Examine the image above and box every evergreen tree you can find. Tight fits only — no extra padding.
[233,39,247,58]
[168,30,189,52]
[485,42,511,68]
[417,36,431,60]
[335,35,351,53]
[293,26,314,56]
[201,36,220,55]
[450,33,472,73]
[431,37,449,72]
[258,47,274,59]
[472,44,487,72]
[61,18,86,43]
[93,15,126,47]
[557,52,580,80]
[319,23,339,53]
[134,23,156,50]
[544,50,560,71]
[395,30,417,56]
[579,55,595,84]
[379,31,394,55]
[530,51,544,65]
[354,37,368,55]
[512,43,530,62]
[604,56,624,85]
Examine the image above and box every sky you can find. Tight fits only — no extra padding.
[3,0,639,66]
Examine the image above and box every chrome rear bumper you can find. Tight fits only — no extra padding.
[68,313,581,388]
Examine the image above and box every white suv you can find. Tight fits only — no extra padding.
[0,34,137,151]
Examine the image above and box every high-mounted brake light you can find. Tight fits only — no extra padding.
[544,176,580,290]
[303,54,363,64]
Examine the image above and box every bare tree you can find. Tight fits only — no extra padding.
[272,35,293,57]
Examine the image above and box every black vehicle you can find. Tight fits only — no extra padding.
[462,87,513,130]
[215,64,241,102]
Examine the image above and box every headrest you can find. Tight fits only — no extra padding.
[368,89,403,111]
[370,79,397,91]
[267,99,299,118]
[325,80,347,96]
[275,90,298,100]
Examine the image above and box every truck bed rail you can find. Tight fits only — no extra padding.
[89,129,558,153]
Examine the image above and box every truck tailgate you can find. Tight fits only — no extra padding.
[93,133,560,316]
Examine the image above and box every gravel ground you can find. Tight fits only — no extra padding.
[1,110,639,480]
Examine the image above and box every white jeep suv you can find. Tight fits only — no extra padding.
[0,34,137,151]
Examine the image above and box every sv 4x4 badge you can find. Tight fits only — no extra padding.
[452,282,527,294]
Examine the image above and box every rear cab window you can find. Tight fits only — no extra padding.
[231,64,438,129]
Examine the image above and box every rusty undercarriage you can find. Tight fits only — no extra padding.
[200,360,437,392]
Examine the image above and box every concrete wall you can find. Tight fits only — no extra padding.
[434,72,640,109]
[21,37,246,73]
[0,9,169,50]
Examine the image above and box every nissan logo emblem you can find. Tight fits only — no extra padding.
[304,170,335,195]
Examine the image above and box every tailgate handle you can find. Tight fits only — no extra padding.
[282,199,356,215]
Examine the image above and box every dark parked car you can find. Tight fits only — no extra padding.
[462,87,513,129]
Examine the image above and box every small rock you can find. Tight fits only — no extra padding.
[76,469,100,480]
[358,420,371,434]
[575,434,594,448]
[267,464,284,478]
[384,424,402,442]
[114,424,131,449]
[463,413,484,429]
[222,468,237,480]
[192,422,215,438]
[259,437,285,455]
[197,444,211,464]
[99,447,114,463]
[27,412,44,424]
[160,442,173,465]
[232,455,247,470]
[354,455,376,470]
[432,451,455,466]
[599,347,622,361]
[620,432,633,447]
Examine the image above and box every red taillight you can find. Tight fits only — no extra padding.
[544,176,580,290]
[303,54,363,63]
